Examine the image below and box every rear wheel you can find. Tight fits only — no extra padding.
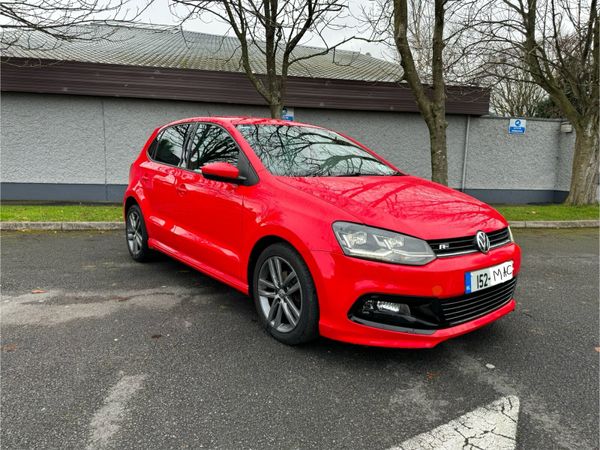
[125,204,151,262]
[252,243,319,345]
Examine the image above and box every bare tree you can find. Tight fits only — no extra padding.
[171,0,352,118]
[0,0,147,50]
[362,0,486,186]
[490,65,548,117]
[474,0,599,205]
[393,0,449,185]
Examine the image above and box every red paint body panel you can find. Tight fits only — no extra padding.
[124,116,521,348]
[276,175,507,239]
[171,169,246,281]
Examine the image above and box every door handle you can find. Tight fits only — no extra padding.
[176,184,188,195]
[141,175,149,182]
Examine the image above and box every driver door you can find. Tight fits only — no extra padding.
[171,123,245,282]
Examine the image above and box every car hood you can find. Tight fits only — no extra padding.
[275,175,507,239]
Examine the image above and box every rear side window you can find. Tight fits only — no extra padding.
[147,138,159,159]
[153,124,188,166]
[187,124,239,171]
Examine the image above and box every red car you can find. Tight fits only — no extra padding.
[124,117,520,348]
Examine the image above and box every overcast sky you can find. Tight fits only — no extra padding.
[134,0,393,60]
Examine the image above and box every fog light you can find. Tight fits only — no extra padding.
[376,301,411,315]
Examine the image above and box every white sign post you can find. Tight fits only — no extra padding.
[508,118,526,134]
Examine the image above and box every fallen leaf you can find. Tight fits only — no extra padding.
[426,371,439,380]
[595,347,600,353]
[151,334,162,339]
[31,289,46,294]
[2,343,17,352]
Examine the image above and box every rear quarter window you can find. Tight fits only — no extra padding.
[147,136,159,160]
[152,124,189,166]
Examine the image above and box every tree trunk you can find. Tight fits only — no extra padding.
[565,119,599,205]
[428,116,449,185]
[269,102,282,119]
[392,0,449,186]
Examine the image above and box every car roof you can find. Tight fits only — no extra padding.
[163,116,322,129]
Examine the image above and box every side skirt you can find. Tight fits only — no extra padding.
[148,238,249,295]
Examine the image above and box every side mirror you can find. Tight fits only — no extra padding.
[201,162,245,184]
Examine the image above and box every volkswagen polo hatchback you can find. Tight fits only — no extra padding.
[124,117,520,348]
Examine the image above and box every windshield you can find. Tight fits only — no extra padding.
[236,124,398,177]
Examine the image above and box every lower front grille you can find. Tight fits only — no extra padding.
[440,278,517,326]
[349,277,518,332]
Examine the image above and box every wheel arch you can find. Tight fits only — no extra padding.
[123,195,151,241]
[124,196,139,215]
[246,232,320,299]
[124,193,149,221]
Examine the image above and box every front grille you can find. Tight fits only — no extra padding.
[428,228,511,257]
[439,278,517,326]
[488,228,511,246]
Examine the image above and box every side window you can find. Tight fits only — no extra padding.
[154,124,188,166]
[187,124,239,171]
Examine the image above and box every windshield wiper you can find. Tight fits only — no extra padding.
[289,171,403,177]
[334,172,397,177]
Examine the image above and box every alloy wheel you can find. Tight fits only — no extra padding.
[126,209,143,256]
[258,256,303,333]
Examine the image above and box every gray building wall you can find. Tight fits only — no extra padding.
[1,92,576,203]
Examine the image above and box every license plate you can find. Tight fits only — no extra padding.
[465,261,513,294]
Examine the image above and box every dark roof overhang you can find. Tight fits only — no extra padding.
[1,58,490,115]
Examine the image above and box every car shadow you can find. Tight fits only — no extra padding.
[135,248,508,363]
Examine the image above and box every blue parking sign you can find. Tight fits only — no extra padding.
[281,107,294,121]
[509,118,526,134]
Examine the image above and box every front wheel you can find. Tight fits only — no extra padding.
[252,243,319,345]
[125,204,151,262]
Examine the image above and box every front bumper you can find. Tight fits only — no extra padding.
[310,243,521,348]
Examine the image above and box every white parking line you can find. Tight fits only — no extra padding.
[390,396,520,450]
[86,373,147,450]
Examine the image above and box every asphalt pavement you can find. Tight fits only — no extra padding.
[1,229,598,449]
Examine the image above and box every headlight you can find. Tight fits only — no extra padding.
[332,222,436,265]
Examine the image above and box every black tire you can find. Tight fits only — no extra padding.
[125,204,151,262]
[252,243,319,345]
